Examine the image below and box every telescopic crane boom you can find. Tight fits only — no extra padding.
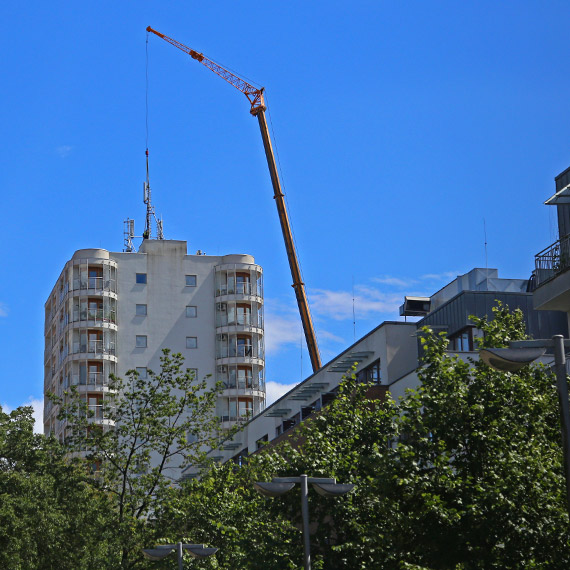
[147,26,322,372]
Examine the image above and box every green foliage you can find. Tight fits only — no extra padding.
[163,304,570,569]
[54,349,227,568]
[0,406,114,569]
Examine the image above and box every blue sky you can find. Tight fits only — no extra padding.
[2,1,570,428]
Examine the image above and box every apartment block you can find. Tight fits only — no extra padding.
[43,239,265,469]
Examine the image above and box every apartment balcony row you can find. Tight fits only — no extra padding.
[533,234,570,312]
[72,276,117,292]
[216,345,264,360]
[220,379,265,392]
[72,341,116,356]
[215,310,263,329]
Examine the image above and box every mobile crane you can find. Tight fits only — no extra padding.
[146,27,322,373]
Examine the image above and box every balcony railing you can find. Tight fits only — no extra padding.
[72,277,117,293]
[72,340,116,355]
[72,309,116,324]
[216,283,260,297]
[73,372,109,387]
[535,235,570,287]
[222,379,264,391]
[216,345,263,359]
[216,313,263,328]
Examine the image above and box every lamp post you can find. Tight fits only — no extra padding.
[142,542,218,569]
[254,475,355,570]
[480,334,570,518]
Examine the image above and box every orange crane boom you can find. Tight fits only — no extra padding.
[147,26,322,373]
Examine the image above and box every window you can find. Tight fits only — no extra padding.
[186,305,197,318]
[186,337,197,349]
[357,359,381,384]
[185,275,197,287]
[136,304,147,316]
[448,328,473,352]
[136,367,147,379]
[256,434,269,450]
[136,335,147,348]
[235,272,251,294]
[136,273,147,284]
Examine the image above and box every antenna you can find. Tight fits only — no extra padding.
[484,218,489,289]
[352,276,356,341]
[124,219,135,252]
[142,149,164,240]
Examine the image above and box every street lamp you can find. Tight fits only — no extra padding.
[142,542,218,569]
[254,474,355,570]
[480,334,570,517]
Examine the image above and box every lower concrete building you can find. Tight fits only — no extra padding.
[183,267,567,477]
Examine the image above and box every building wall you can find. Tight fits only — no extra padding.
[44,240,264,477]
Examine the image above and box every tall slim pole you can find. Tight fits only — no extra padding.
[177,542,184,570]
[553,334,570,517]
[300,474,311,570]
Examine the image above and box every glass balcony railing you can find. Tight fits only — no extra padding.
[72,309,116,324]
[216,345,263,359]
[216,313,263,328]
[216,283,260,297]
[221,379,264,391]
[73,373,109,387]
[72,340,116,355]
[72,277,117,293]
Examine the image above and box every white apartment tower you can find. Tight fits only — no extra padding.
[43,239,265,447]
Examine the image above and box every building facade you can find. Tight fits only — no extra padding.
[43,239,265,461]
[183,267,567,477]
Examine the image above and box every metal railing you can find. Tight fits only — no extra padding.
[535,234,570,287]
[216,345,263,359]
[222,379,264,391]
[216,283,260,297]
[72,277,117,293]
[72,340,116,355]
[72,308,116,324]
[73,372,109,387]
[216,313,263,328]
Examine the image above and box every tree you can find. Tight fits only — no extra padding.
[0,405,114,569]
[55,349,227,568]
[163,304,570,569]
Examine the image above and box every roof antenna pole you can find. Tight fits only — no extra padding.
[143,149,152,239]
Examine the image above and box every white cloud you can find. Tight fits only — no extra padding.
[56,145,73,158]
[264,312,303,354]
[1,397,44,434]
[371,276,417,288]
[420,271,459,281]
[265,380,296,406]
[0,302,7,317]
[310,286,401,321]
[318,330,344,343]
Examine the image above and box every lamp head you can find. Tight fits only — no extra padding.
[312,482,355,497]
[479,347,546,372]
[254,481,295,497]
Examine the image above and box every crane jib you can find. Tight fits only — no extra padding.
[147,26,322,372]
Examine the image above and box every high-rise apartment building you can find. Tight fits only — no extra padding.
[43,239,265,462]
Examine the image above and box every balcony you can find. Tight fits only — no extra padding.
[73,372,110,387]
[221,379,265,392]
[72,308,117,325]
[72,277,116,293]
[534,235,570,287]
[72,340,116,355]
[533,235,570,313]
